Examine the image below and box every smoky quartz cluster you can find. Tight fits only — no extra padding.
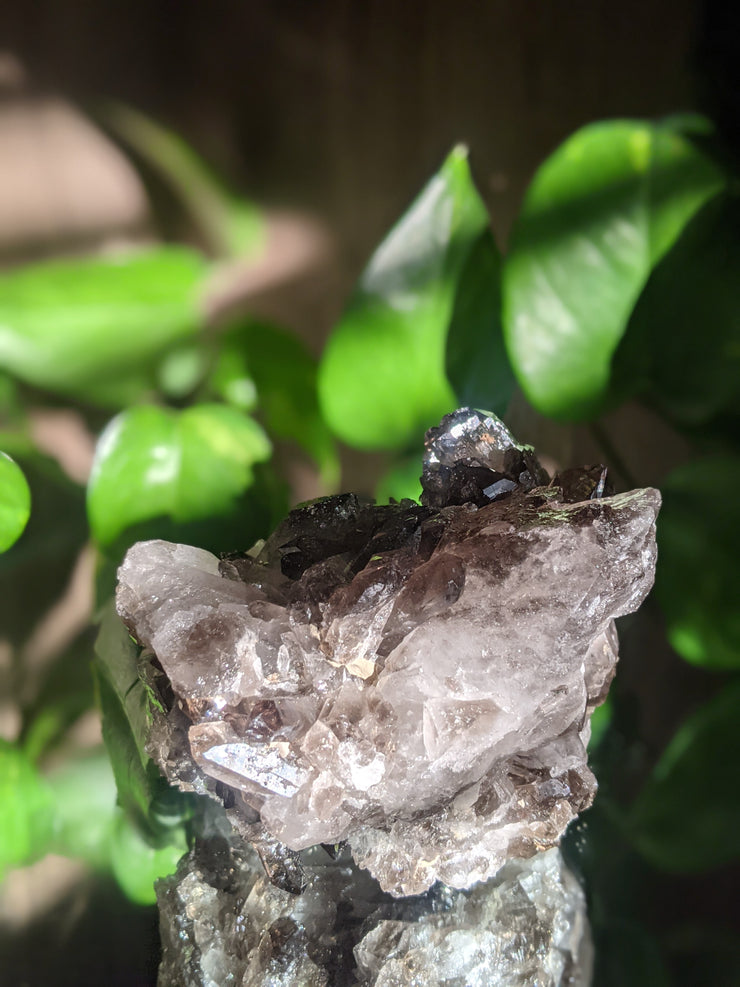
[113,408,660,985]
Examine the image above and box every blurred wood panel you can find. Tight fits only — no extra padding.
[1,0,696,266]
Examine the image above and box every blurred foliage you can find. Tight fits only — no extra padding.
[318,145,487,451]
[630,680,740,871]
[655,457,740,669]
[0,452,31,552]
[0,248,207,407]
[87,403,271,545]
[0,108,738,984]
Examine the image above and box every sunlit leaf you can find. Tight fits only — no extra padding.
[503,117,725,419]
[0,247,207,405]
[655,456,740,669]
[109,810,186,905]
[0,740,54,879]
[0,452,31,552]
[319,146,490,450]
[630,681,740,870]
[446,230,515,415]
[87,403,271,546]
[92,462,289,606]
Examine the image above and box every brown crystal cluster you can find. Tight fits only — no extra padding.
[116,409,659,897]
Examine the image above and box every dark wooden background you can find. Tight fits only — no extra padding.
[0,0,703,263]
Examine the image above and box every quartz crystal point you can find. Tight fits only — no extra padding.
[157,836,592,987]
[116,408,660,896]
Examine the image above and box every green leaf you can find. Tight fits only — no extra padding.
[445,230,515,415]
[95,649,159,831]
[318,146,490,450]
[587,699,613,750]
[0,247,207,405]
[503,118,725,419]
[375,454,423,504]
[630,681,740,870]
[0,740,54,879]
[95,601,191,837]
[87,403,271,546]
[93,462,289,606]
[106,102,263,259]
[209,340,257,411]
[216,322,338,487]
[157,344,209,400]
[616,193,740,425]
[47,746,188,900]
[0,452,87,656]
[655,457,740,669]
[0,452,31,552]
[47,749,117,868]
[109,810,186,905]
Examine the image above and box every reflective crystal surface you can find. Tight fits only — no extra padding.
[157,836,592,987]
[117,408,660,896]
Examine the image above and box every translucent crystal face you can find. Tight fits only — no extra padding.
[116,408,660,896]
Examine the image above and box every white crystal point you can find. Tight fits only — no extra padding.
[115,413,660,896]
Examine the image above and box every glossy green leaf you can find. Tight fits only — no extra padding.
[94,604,198,858]
[217,322,338,487]
[107,102,263,259]
[87,403,271,546]
[503,118,725,419]
[95,652,160,831]
[109,810,186,905]
[445,230,515,415]
[92,462,289,607]
[319,146,490,450]
[0,452,31,552]
[655,457,740,669]
[0,740,54,879]
[630,681,740,870]
[0,247,206,404]
[616,193,740,425]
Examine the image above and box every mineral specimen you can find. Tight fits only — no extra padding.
[116,409,660,897]
[157,831,592,987]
